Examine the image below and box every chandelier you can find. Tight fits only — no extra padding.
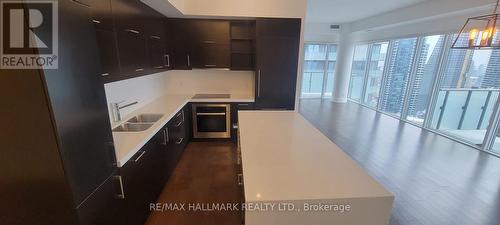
[452,0,500,49]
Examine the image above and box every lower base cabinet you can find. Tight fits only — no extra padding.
[113,106,191,225]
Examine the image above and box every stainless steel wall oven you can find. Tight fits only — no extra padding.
[192,103,231,138]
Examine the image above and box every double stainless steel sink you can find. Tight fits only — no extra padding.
[112,113,164,132]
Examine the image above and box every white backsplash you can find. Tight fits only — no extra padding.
[162,70,255,95]
[104,72,167,124]
[103,69,255,126]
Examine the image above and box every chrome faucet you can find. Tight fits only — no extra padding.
[112,101,139,122]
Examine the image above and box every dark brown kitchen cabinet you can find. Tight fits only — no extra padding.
[255,18,301,110]
[169,19,194,69]
[88,0,114,31]
[144,10,170,71]
[148,36,169,71]
[117,135,164,225]
[112,0,146,33]
[1,1,119,225]
[191,20,231,68]
[95,29,121,81]
[230,21,256,70]
[117,29,149,77]
[192,44,231,68]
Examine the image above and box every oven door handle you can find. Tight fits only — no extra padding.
[196,112,226,116]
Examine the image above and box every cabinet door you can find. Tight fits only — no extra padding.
[95,29,120,81]
[117,29,148,77]
[42,0,117,207]
[77,173,120,225]
[148,36,168,71]
[112,0,146,33]
[170,19,194,69]
[255,19,301,110]
[192,44,230,68]
[191,20,230,68]
[89,0,113,31]
[118,143,159,225]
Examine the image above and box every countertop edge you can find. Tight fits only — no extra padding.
[115,95,255,167]
[116,99,190,167]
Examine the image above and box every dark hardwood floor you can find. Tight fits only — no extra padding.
[145,142,242,225]
[299,99,500,225]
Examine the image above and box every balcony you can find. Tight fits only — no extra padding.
[430,88,500,147]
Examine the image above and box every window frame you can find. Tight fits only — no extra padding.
[346,33,500,157]
[301,42,338,99]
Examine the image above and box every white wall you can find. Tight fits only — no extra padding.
[350,5,492,43]
[104,72,167,124]
[304,22,339,43]
[162,70,255,95]
[103,70,255,124]
[183,0,306,18]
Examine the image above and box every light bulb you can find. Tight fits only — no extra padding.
[469,28,479,40]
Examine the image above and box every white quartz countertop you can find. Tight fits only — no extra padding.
[112,93,254,167]
[238,111,393,203]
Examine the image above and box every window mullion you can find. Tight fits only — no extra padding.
[402,37,424,120]
[377,41,394,110]
[321,44,329,99]
[361,44,373,104]
[423,34,451,128]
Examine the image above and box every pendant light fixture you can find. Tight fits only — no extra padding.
[452,0,500,49]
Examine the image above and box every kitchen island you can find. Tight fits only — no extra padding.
[238,111,394,225]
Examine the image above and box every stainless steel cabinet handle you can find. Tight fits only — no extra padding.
[162,129,168,145]
[174,121,183,127]
[175,138,184,145]
[196,112,226,116]
[176,111,185,122]
[134,151,146,163]
[205,64,217,67]
[166,128,169,143]
[257,70,261,97]
[114,176,125,199]
[187,55,191,67]
[101,73,110,77]
[237,174,243,186]
[135,68,144,72]
[203,40,216,44]
[71,0,90,7]
[154,66,164,69]
[165,54,170,67]
[92,19,101,24]
[151,35,161,40]
[125,29,140,34]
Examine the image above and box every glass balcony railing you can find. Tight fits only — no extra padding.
[301,72,325,98]
[431,88,500,146]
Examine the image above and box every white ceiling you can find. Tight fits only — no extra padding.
[306,0,429,23]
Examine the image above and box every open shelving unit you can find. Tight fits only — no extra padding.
[230,21,256,70]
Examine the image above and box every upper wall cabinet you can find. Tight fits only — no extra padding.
[230,21,256,70]
[144,8,170,71]
[112,0,147,33]
[88,0,114,31]
[191,20,231,69]
[169,19,195,70]
[117,29,149,77]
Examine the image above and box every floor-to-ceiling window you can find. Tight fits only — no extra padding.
[346,32,500,156]
[324,45,337,98]
[406,35,446,124]
[348,44,369,102]
[380,38,418,116]
[363,42,389,108]
[430,34,500,147]
[301,44,337,98]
